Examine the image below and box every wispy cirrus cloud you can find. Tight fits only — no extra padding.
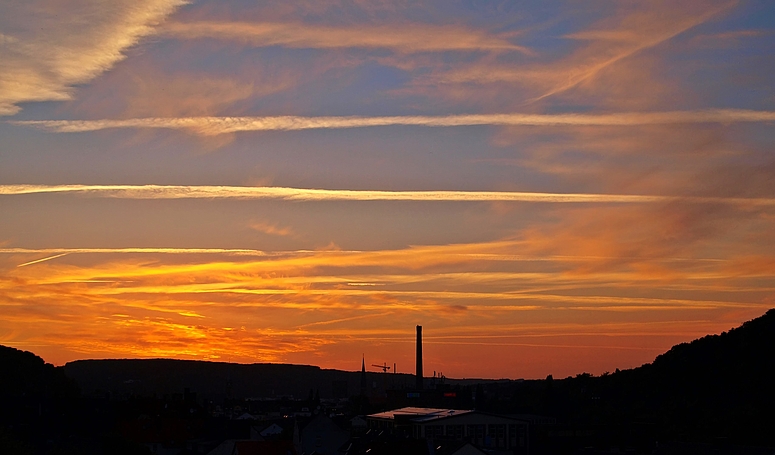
[161,21,530,54]
[249,221,295,237]
[1,247,273,257]
[1,0,771,379]
[11,109,775,135]
[2,184,775,206]
[529,1,735,102]
[0,0,188,116]
[411,1,736,108]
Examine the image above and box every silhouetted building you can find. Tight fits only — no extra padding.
[294,413,350,455]
[416,325,423,390]
[360,355,367,396]
[366,407,529,454]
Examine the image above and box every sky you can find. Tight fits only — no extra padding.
[1,0,774,379]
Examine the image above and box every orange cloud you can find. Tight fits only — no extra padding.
[249,221,295,237]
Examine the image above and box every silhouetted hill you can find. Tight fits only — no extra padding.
[0,346,112,455]
[620,308,775,443]
[650,307,775,383]
[0,345,78,403]
[64,359,417,400]
[509,309,775,447]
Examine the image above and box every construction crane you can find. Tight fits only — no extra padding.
[371,362,391,373]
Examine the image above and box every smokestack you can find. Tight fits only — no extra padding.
[416,325,423,390]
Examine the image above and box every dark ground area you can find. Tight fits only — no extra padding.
[2,309,774,454]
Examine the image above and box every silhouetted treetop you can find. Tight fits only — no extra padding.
[0,345,77,400]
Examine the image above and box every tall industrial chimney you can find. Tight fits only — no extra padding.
[416,325,423,390]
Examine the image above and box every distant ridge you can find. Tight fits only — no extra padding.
[63,358,416,400]
[62,309,775,396]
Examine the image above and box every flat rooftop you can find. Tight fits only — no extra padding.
[367,407,474,423]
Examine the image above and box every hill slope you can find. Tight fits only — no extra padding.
[0,344,78,404]
[550,309,775,445]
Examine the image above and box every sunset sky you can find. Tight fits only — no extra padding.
[1,0,774,379]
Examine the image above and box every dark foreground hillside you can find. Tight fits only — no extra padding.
[474,308,775,450]
[615,308,775,444]
[0,345,149,455]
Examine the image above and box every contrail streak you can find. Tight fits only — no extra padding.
[2,247,272,256]
[1,184,774,206]
[16,253,70,267]
[11,109,775,135]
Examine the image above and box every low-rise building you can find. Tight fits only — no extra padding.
[366,407,529,454]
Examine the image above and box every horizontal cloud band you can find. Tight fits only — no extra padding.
[1,247,271,256]
[12,109,775,135]
[1,184,774,206]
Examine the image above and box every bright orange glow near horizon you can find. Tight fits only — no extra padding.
[1,0,774,379]
[2,233,771,378]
